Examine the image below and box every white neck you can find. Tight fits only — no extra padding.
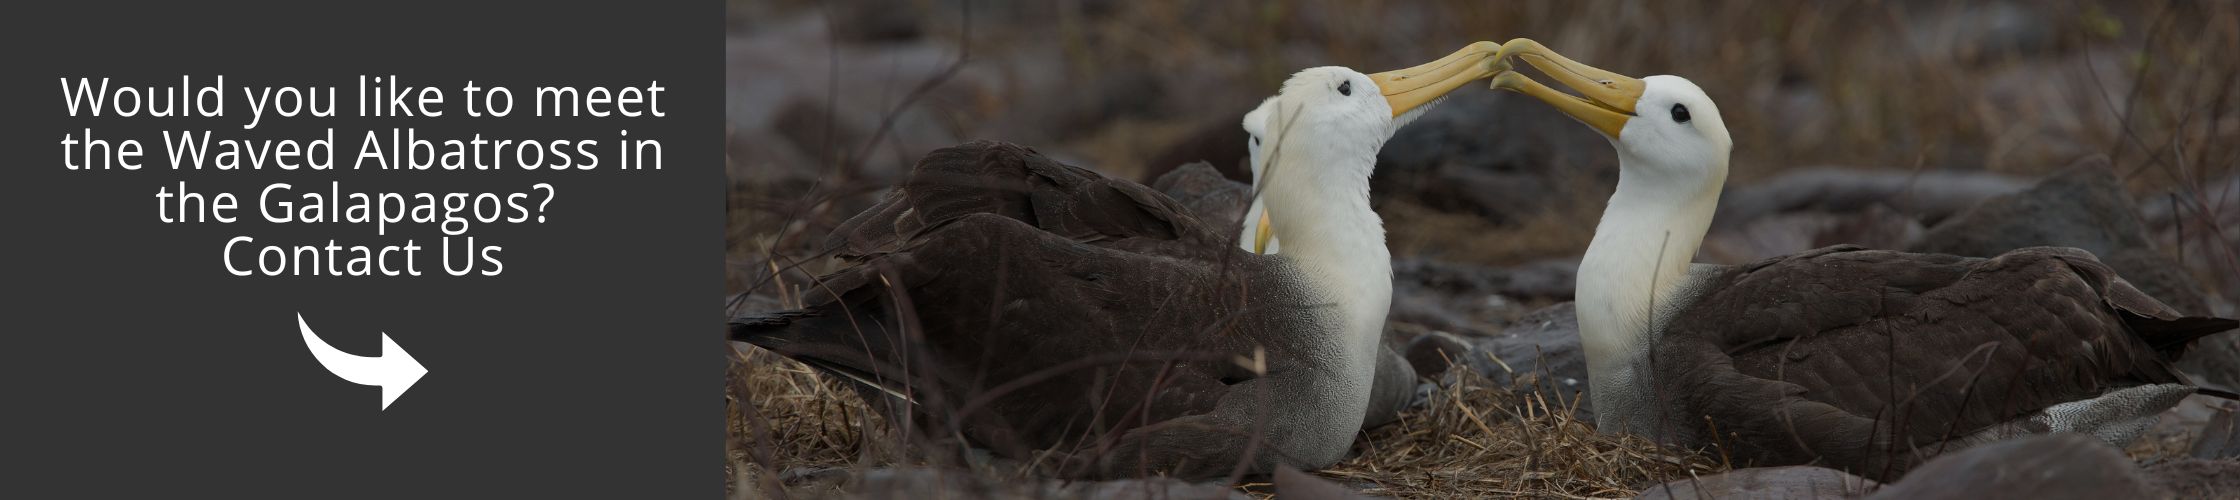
[1260,142,1392,365]
[1575,154,1723,403]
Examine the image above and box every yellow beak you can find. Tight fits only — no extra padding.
[1485,38,1644,138]
[1251,211,1275,254]
[1369,41,1503,118]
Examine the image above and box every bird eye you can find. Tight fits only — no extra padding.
[1337,81,1353,96]
[1251,136,1260,146]
[1671,104,1691,123]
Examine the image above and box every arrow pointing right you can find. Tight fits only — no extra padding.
[298,313,429,410]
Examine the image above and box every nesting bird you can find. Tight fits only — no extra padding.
[731,46,1500,480]
[1481,38,2240,479]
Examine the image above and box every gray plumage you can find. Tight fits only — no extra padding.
[1609,245,2234,480]
[734,141,1404,480]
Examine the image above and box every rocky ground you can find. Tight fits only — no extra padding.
[727,1,2240,498]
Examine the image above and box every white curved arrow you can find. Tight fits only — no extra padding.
[298,313,428,410]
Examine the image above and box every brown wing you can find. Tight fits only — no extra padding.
[734,141,1309,461]
[1655,245,2229,478]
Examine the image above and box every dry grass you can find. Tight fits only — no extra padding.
[728,347,1725,499]
[729,349,896,468]
[727,349,898,499]
[1319,369,1723,499]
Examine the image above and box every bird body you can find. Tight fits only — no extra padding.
[739,141,1361,475]
[1484,39,2238,479]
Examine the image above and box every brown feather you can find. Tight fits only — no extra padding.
[1649,245,2234,480]
[734,141,1342,479]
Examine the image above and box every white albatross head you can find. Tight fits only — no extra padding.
[1243,96,1277,168]
[1483,39,1733,198]
[1247,43,1503,253]
[1607,76,1732,195]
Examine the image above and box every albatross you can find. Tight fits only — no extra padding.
[731,45,1499,480]
[1479,39,2240,479]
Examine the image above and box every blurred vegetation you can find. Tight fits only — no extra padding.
[727,0,2236,275]
[725,0,2233,172]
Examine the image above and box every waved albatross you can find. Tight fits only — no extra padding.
[732,47,1499,480]
[1479,39,2240,479]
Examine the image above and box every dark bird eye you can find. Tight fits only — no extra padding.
[1251,136,1261,145]
[1671,103,1692,123]
[1337,81,1353,96]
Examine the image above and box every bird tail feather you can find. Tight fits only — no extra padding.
[2198,387,2240,402]
[2129,315,2240,358]
[730,308,918,405]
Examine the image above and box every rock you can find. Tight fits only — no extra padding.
[1141,104,1259,184]
[2132,394,2239,460]
[1461,303,1593,419]
[1064,477,1253,500]
[1394,257,1578,301]
[1864,434,2152,500]
[1365,342,1424,429]
[1387,257,1577,338]
[1910,157,2236,391]
[1912,157,2209,310]
[1700,204,1926,264]
[1494,259,1583,299]
[1274,465,1379,500]
[1633,466,1875,500]
[1150,162,1253,239]
[2142,460,2240,499]
[824,466,1252,500]
[1389,259,1568,339]
[1714,166,2030,232]
[2195,402,2240,460]
[1372,89,1618,224]
[1402,330,1472,380]
[1839,432,2240,500]
[1388,293,1499,340]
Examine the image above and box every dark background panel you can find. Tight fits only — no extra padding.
[3,1,722,497]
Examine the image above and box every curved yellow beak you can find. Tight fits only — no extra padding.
[1369,41,1503,118]
[1485,38,1644,139]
